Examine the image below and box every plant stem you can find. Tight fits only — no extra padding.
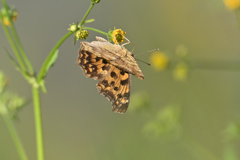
[79,2,95,26]
[9,21,34,75]
[84,27,108,35]
[3,113,28,160]
[235,9,240,31]
[2,0,34,74]
[0,2,27,72]
[37,32,72,82]
[32,86,44,160]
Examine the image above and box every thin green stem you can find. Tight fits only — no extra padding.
[32,86,44,160]
[79,2,94,26]
[2,0,34,74]
[235,9,240,31]
[37,32,72,82]
[2,113,28,160]
[0,4,27,72]
[84,27,108,35]
[9,20,34,75]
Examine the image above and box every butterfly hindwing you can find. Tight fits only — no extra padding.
[96,66,131,113]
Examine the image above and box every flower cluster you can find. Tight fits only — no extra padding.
[0,7,18,26]
[149,45,189,81]
[68,23,89,40]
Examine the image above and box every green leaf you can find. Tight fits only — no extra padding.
[2,48,21,71]
[39,80,47,93]
[84,19,95,24]
[40,49,59,80]
[2,48,31,81]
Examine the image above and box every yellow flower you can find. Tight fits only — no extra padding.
[224,0,240,10]
[111,29,126,44]
[1,8,18,26]
[150,51,169,71]
[173,62,188,81]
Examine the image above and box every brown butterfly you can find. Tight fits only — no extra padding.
[77,37,144,113]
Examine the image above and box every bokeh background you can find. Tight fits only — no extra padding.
[1,0,240,160]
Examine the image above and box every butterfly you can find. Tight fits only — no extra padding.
[77,37,144,113]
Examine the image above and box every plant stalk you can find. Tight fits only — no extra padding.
[79,2,95,26]
[0,1,27,72]
[3,113,28,160]
[84,27,108,35]
[32,86,44,160]
[37,32,72,82]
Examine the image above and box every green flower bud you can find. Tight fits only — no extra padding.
[68,23,78,32]
[76,29,89,40]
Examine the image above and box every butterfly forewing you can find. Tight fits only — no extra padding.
[78,50,111,80]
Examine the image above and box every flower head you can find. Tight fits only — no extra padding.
[68,23,78,32]
[76,29,89,40]
[224,0,240,10]
[0,7,18,26]
[110,29,126,44]
[150,51,169,71]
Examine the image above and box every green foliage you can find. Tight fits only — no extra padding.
[128,92,151,112]
[0,71,26,117]
[225,121,240,142]
[143,105,182,139]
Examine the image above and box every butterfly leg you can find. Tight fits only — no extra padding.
[121,36,135,54]
[96,36,108,42]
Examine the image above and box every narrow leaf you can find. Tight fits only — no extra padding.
[2,48,21,71]
[84,19,95,24]
[39,80,47,93]
[41,49,59,79]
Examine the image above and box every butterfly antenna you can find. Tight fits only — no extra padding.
[134,48,159,57]
[135,58,151,66]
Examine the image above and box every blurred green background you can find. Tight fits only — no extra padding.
[1,0,240,159]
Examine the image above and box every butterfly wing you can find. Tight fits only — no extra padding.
[77,49,111,80]
[97,66,131,113]
[78,40,132,113]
